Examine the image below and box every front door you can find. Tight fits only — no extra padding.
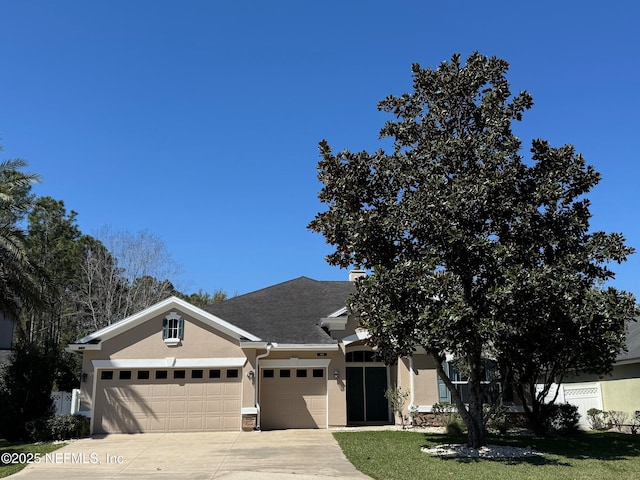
[346,366,389,423]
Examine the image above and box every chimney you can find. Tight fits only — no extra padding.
[349,269,366,282]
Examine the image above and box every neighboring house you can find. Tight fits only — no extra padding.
[538,317,640,428]
[0,310,16,365]
[68,272,444,434]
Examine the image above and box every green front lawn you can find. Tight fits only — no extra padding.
[0,440,65,478]
[333,430,640,480]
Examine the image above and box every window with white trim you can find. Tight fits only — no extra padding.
[162,312,184,345]
[437,360,501,404]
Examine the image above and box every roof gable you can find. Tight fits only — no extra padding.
[70,296,261,349]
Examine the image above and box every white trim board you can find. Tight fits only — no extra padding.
[260,359,331,368]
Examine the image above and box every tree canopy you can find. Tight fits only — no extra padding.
[309,52,637,447]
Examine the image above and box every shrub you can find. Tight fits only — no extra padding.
[25,416,53,442]
[486,405,509,434]
[445,417,465,436]
[25,414,90,441]
[432,402,458,427]
[408,405,420,426]
[432,402,465,434]
[587,408,607,430]
[544,403,580,435]
[384,386,409,428]
[605,410,628,432]
[0,342,58,441]
[48,414,90,440]
[631,411,640,435]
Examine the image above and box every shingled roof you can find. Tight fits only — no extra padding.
[617,317,640,364]
[204,276,355,345]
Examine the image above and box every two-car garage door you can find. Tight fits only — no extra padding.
[94,367,241,434]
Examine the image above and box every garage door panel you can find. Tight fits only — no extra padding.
[170,400,187,414]
[189,383,205,395]
[223,416,240,429]
[308,396,326,410]
[151,384,170,396]
[205,417,224,431]
[207,383,223,395]
[188,399,204,412]
[95,368,241,433]
[187,416,204,430]
[150,399,169,414]
[223,399,240,412]
[148,417,166,431]
[260,369,327,430]
[168,417,186,430]
[135,384,151,396]
[170,384,188,397]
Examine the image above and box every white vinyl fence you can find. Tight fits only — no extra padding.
[536,382,602,429]
[51,389,80,415]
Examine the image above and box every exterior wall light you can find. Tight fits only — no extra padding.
[333,369,339,380]
[247,370,255,380]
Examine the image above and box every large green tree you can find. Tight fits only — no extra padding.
[309,52,636,447]
[22,197,83,345]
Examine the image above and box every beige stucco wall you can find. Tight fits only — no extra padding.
[396,355,438,419]
[101,310,243,359]
[601,364,640,416]
[241,349,257,408]
[411,354,438,407]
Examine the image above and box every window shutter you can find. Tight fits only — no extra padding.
[178,318,184,340]
[437,363,451,403]
[162,318,168,339]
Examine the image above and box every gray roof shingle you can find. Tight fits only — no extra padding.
[204,276,355,345]
[617,317,640,364]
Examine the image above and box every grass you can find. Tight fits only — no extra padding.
[0,440,66,478]
[333,430,640,480]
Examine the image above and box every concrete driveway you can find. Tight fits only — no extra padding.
[11,430,371,479]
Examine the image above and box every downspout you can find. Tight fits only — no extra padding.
[409,356,415,426]
[255,342,273,430]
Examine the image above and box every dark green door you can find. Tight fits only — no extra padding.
[346,367,365,422]
[365,367,388,421]
[346,366,389,423]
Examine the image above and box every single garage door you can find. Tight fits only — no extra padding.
[94,367,242,433]
[260,367,327,430]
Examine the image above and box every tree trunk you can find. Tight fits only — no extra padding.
[433,354,488,448]
[466,354,488,448]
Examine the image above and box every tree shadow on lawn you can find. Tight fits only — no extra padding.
[441,456,570,467]
[421,431,640,464]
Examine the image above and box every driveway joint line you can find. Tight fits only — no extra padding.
[115,432,167,473]
[211,431,242,479]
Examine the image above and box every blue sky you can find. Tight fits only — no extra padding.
[1,1,638,299]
